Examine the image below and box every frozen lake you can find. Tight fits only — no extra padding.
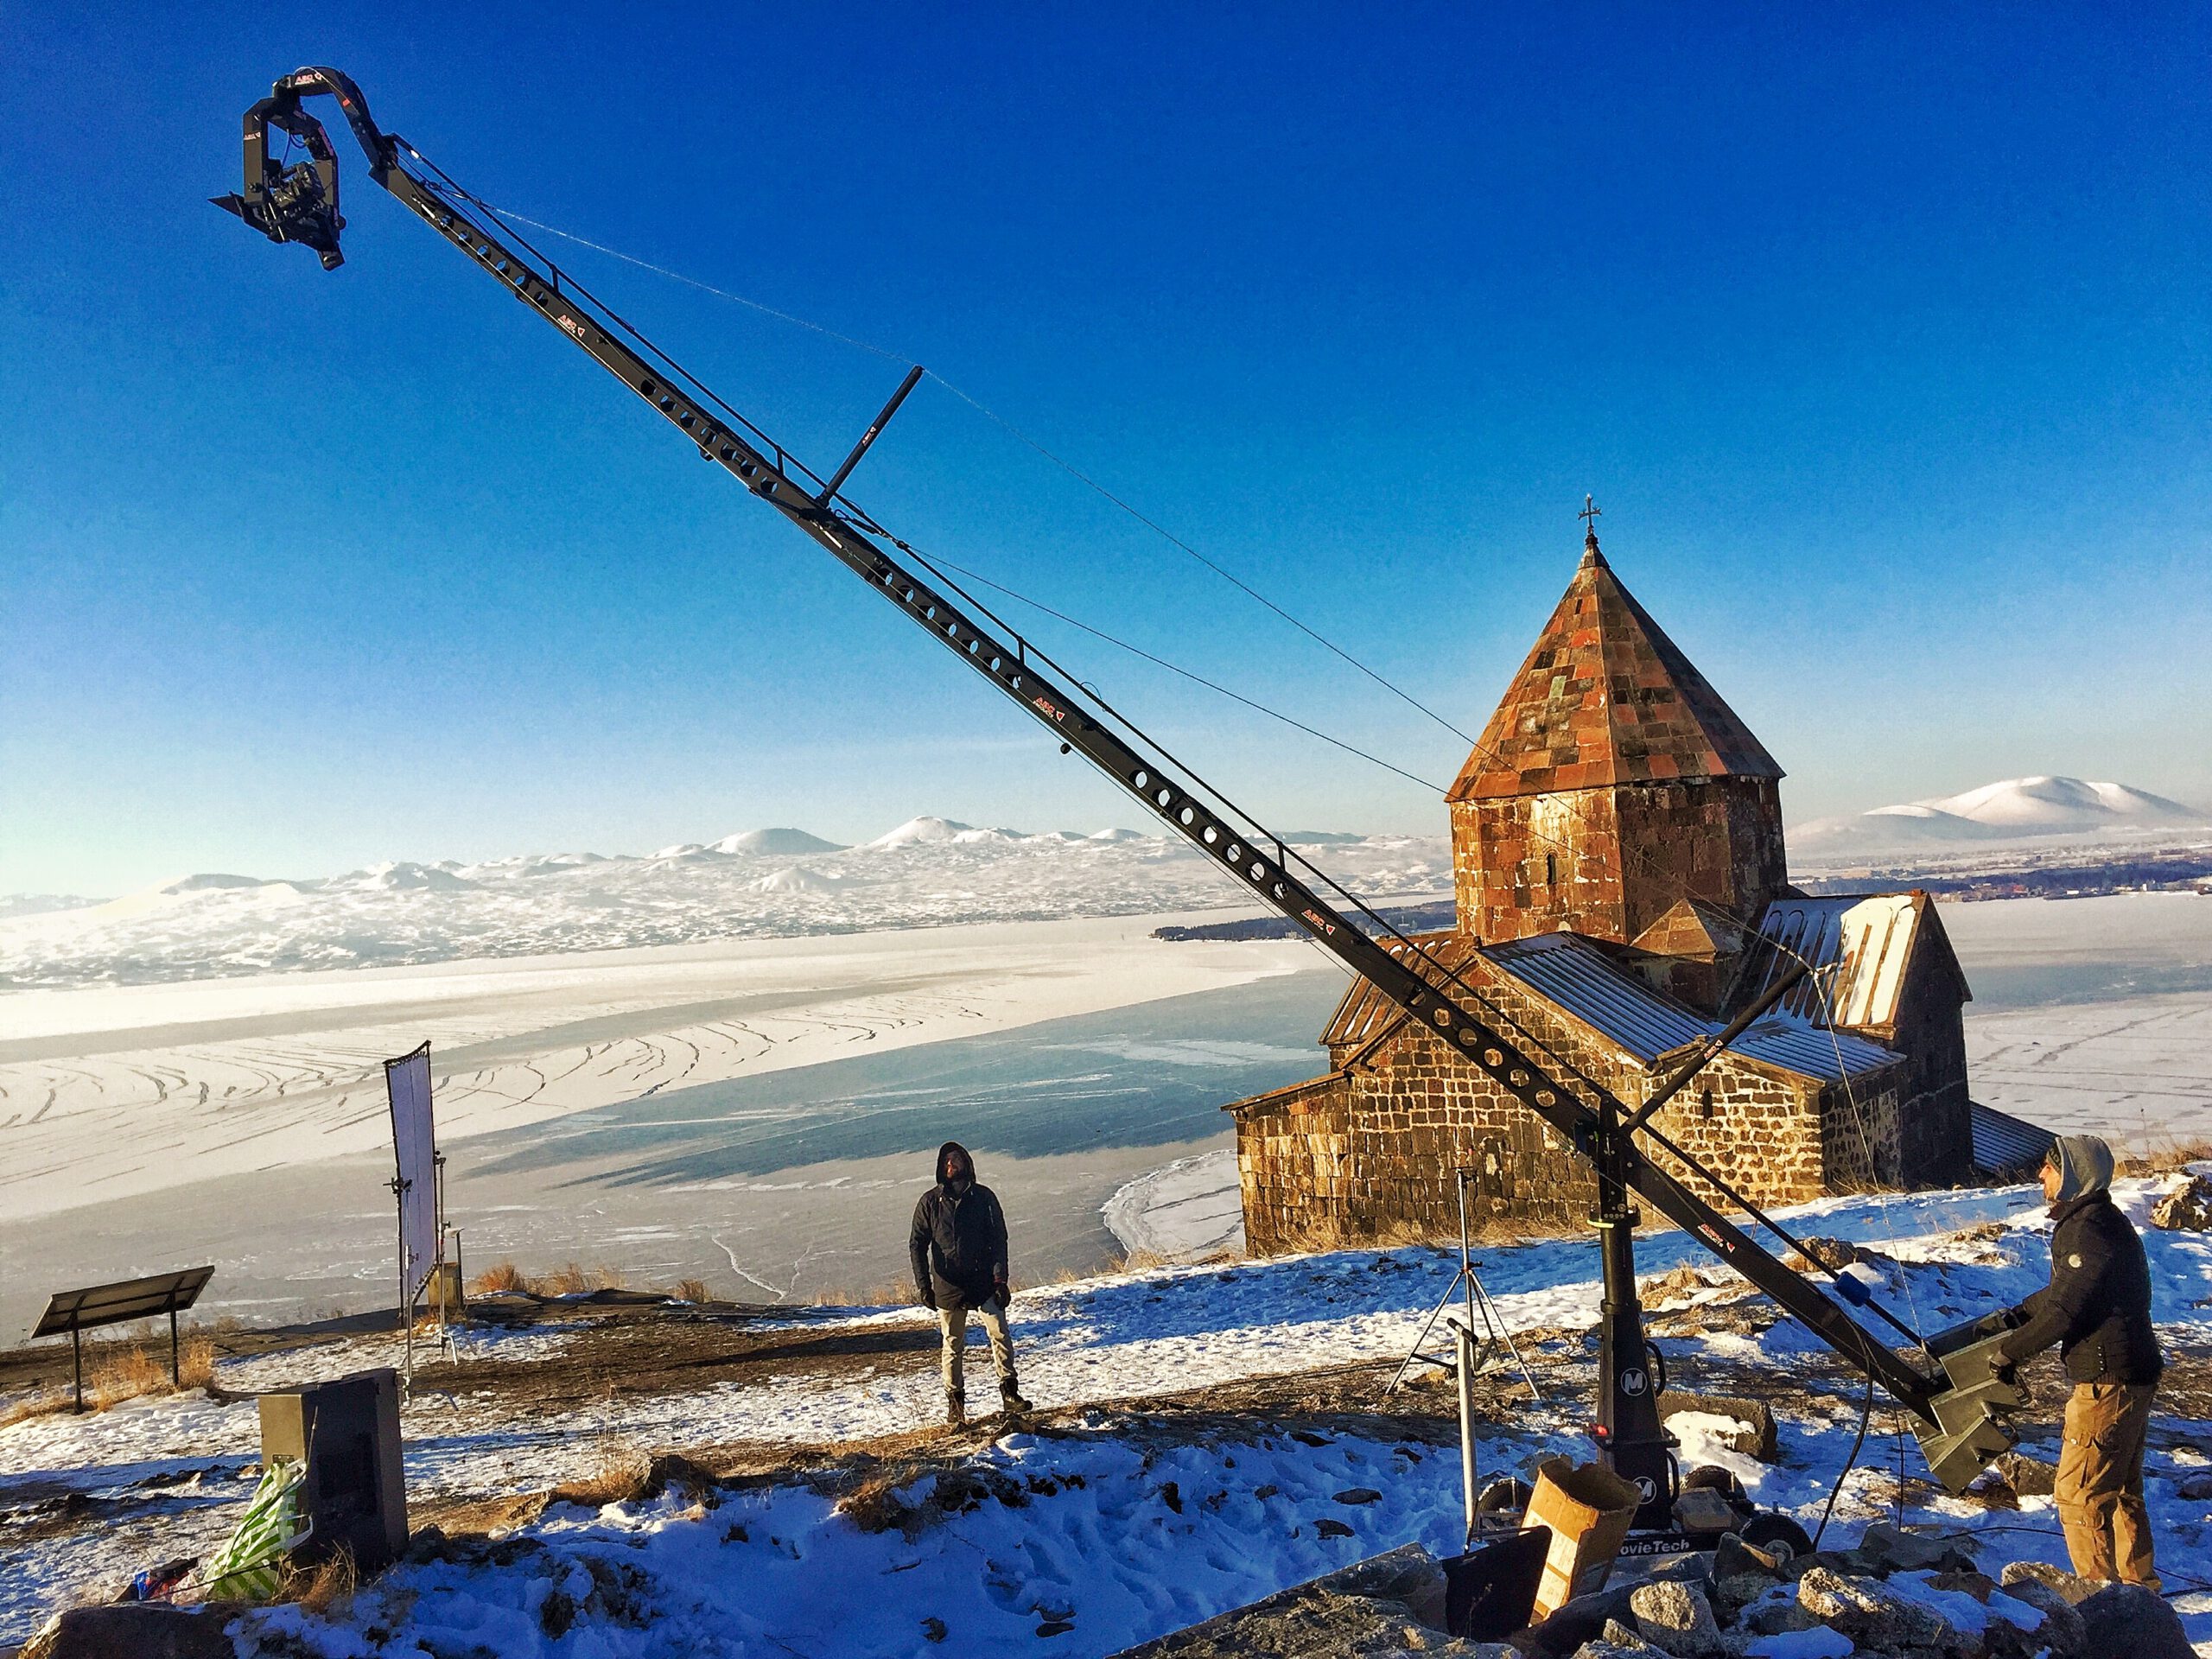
[0,947,1344,1337]
[2,893,2206,1342]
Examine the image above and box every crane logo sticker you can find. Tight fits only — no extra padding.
[1300,910,1337,938]
[1619,1367,1648,1396]
[1634,1476,1658,1503]
[1030,695,1066,723]
[556,314,588,341]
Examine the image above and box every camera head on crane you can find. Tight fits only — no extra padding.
[213,67,397,271]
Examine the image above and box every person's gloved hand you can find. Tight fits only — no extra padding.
[1991,1357,2018,1387]
[919,1288,938,1312]
[994,1275,1010,1310]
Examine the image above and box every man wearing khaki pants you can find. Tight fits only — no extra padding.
[909,1141,1031,1427]
[1993,1135,2164,1586]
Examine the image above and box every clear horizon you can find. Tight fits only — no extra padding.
[6,8,2209,894]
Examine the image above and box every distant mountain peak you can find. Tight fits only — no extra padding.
[865,816,977,849]
[710,827,848,856]
[1793,774,2209,859]
[1913,776,2201,829]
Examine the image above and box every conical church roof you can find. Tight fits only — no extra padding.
[1447,534,1782,802]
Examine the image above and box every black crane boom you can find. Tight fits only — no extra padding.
[218,67,2024,1511]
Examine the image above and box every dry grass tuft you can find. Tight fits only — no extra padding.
[544,1262,594,1296]
[472,1260,538,1296]
[838,1471,919,1535]
[670,1278,711,1305]
[810,1280,911,1308]
[0,1388,75,1429]
[177,1336,217,1390]
[2122,1136,2212,1176]
[89,1345,170,1409]
[540,1262,632,1295]
[280,1547,358,1616]
[554,1440,653,1510]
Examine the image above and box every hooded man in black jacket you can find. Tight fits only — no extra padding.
[910,1141,1030,1426]
[1994,1134,2163,1586]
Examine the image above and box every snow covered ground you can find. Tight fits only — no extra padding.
[0,822,1447,991]
[6,1173,2212,1654]
[1102,1148,1244,1260]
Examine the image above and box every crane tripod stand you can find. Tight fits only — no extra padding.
[1385,1168,1539,1403]
[1382,1169,1541,1547]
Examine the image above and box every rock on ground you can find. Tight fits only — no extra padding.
[2075,1581,2194,1659]
[2150,1172,2212,1230]
[1990,1573,2087,1656]
[19,1605,238,1659]
[1573,1621,1669,1659]
[1627,1578,1722,1657]
[1795,1565,1953,1651]
[1109,1542,1506,1657]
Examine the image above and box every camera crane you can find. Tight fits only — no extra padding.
[217,67,2025,1539]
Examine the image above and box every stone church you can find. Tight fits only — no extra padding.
[1226,524,1979,1255]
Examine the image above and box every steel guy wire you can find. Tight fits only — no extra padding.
[423,190,1478,741]
[394,158,1912,1166]
[428,181,1774,940]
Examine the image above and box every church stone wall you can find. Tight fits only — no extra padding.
[1610,778,1787,944]
[1451,777,1787,948]
[1451,788,1627,944]
[1231,965,1880,1256]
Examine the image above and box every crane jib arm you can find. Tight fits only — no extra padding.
[220,69,2034,1481]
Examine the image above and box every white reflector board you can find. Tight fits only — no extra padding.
[385,1042,439,1305]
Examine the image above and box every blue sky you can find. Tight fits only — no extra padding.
[3,6,2208,894]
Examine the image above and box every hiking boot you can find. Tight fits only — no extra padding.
[945,1391,966,1427]
[1000,1381,1033,1414]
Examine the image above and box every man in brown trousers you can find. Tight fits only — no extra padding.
[1993,1134,2164,1586]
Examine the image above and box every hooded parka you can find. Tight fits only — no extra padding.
[1999,1135,2163,1385]
[909,1141,1009,1310]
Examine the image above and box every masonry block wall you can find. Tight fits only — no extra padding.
[1451,777,1787,947]
[1231,963,1878,1256]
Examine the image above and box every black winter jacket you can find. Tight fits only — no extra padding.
[1999,1191,2163,1385]
[909,1141,1008,1309]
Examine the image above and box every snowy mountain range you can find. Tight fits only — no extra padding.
[0,818,1451,990]
[1790,776,2209,861]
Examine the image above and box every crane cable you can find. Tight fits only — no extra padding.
[405,164,1962,1393]
[887,543,1448,793]
[463,202,1479,747]
[423,185,1764,961]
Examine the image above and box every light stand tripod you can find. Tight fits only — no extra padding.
[1384,1168,1543,1543]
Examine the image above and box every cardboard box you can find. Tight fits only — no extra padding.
[1522,1456,1641,1618]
